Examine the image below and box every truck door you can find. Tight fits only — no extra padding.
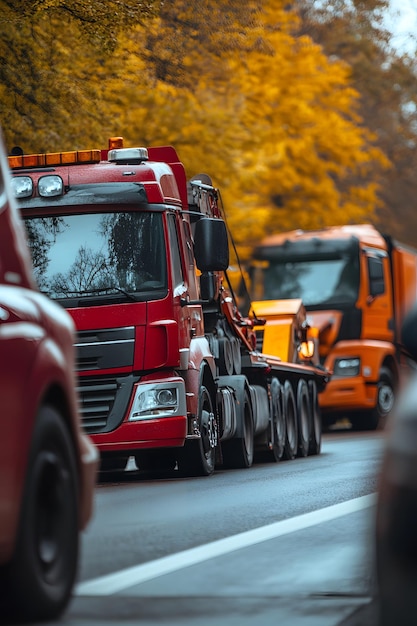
[166,213,194,359]
[361,249,394,342]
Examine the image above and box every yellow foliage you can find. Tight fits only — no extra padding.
[0,0,390,261]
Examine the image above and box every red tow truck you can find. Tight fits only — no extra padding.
[9,138,328,476]
[0,129,98,622]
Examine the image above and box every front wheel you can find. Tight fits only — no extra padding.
[178,385,217,477]
[352,367,395,431]
[2,405,79,622]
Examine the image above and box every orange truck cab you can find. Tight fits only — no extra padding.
[0,129,98,622]
[248,224,417,430]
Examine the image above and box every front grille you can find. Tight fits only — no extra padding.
[77,374,138,434]
[77,378,118,432]
[75,326,135,372]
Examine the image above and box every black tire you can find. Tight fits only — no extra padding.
[296,379,310,458]
[3,405,79,622]
[282,381,298,460]
[308,380,322,455]
[255,377,285,463]
[222,388,254,469]
[178,384,217,477]
[352,366,395,431]
[218,337,234,375]
[231,338,242,375]
[135,449,177,473]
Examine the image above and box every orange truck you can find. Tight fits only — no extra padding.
[246,224,417,430]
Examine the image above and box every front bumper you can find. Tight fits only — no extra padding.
[319,375,377,413]
[90,415,187,452]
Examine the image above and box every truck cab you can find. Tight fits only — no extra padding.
[9,138,328,477]
[248,224,417,430]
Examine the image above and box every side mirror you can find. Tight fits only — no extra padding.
[194,217,229,272]
[402,302,417,361]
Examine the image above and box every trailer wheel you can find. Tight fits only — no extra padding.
[178,385,217,477]
[282,381,298,460]
[2,405,79,622]
[308,380,322,455]
[296,380,310,458]
[256,377,285,463]
[222,388,254,469]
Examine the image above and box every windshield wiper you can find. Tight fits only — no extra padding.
[42,286,139,301]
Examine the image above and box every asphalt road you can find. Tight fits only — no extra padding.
[32,429,386,626]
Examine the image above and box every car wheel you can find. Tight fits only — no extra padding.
[3,405,79,622]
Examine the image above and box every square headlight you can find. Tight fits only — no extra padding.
[333,357,360,377]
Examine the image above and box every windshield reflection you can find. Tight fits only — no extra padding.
[251,256,359,307]
[24,211,167,299]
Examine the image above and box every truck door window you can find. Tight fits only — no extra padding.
[167,214,185,292]
[367,255,385,297]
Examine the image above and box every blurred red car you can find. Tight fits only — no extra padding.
[376,301,417,626]
[0,131,98,622]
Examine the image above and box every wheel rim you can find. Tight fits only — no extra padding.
[378,382,395,414]
[200,388,217,458]
[34,450,69,579]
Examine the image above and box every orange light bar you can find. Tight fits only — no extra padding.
[108,137,124,150]
[45,151,76,165]
[8,153,46,169]
[76,150,101,163]
[8,149,101,169]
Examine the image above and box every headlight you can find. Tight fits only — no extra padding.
[11,176,33,198]
[128,380,187,421]
[38,175,64,197]
[333,357,360,377]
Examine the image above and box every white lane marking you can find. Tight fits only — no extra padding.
[75,493,377,596]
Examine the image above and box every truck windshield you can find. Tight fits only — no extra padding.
[24,211,167,300]
[251,255,359,307]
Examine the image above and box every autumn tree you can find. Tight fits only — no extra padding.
[1,0,390,256]
[0,0,159,151]
[295,0,417,248]
[111,0,387,253]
